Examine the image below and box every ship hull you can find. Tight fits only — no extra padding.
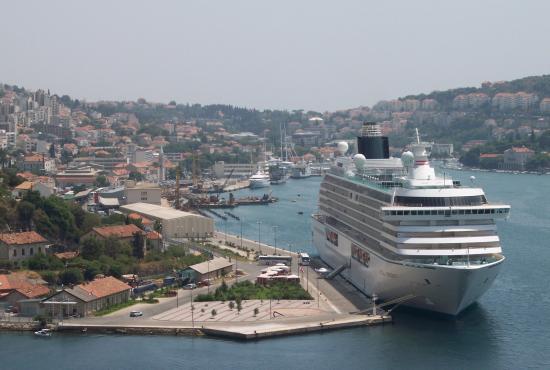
[312,218,503,315]
[249,179,270,188]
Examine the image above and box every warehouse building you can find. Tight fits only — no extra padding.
[180,257,234,283]
[120,203,214,239]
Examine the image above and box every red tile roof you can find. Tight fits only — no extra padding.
[77,276,131,298]
[511,146,534,153]
[14,284,50,298]
[0,274,49,298]
[0,231,48,246]
[54,251,79,260]
[479,153,501,159]
[146,230,162,240]
[128,213,152,226]
[91,224,143,239]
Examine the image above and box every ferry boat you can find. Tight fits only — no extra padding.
[249,169,270,188]
[312,122,510,315]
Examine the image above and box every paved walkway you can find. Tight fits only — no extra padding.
[153,299,325,323]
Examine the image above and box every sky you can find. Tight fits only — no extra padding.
[2,0,550,111]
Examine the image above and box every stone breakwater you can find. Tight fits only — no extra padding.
[0,321,40,331]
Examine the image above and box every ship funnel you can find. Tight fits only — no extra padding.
[357,122,389,159]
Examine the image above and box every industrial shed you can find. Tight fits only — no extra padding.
[120,203,214,239]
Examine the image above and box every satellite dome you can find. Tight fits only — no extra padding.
[401,151,414,167]
[353,153,367,169]
[337,141,349,156]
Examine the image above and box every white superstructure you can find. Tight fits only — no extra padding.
[312,123,510,315]
[249,168,271,188]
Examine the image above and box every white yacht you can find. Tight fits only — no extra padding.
[249,169,271,188]
[312,122,510,315]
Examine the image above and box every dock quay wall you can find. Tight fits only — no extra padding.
[0,321,40,332]
[56,315,391,340]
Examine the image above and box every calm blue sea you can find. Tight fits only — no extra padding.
[1,170,549,370]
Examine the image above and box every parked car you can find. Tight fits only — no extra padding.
[129,311,143,317]
[4,306,17,314]
[197,279,211,287]
[183,283,197,290]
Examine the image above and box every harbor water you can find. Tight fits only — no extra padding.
[1,171,550,369]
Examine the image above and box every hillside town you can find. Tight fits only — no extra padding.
[1,74,550,322]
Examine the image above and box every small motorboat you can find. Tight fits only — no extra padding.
[297,211,304,215]
[34,329,52,337]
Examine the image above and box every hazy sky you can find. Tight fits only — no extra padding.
[3,0,550,111]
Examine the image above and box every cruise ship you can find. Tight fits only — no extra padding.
[312,122,510,315]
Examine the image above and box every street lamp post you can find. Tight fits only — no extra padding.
[237,219,243,283]
[191,289,194,329]
[288,243,292,273]
[257,221,262,254]
[207,258,210,294]
[272,225,278,255]
[224,218,227,244]
[317,277,320,308]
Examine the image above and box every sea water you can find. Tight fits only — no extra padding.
[1,171,549,369]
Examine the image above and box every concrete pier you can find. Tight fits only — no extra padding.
[53,233,390,340]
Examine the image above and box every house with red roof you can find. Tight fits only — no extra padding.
[0,231,50,263]
[83,224,146,255]
[0,273,50,312]
[42,276,132,317]
[503,146,535,170]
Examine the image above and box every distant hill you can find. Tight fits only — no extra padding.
[400,74,550,111]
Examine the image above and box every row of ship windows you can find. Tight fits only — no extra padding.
[384,208,509,216]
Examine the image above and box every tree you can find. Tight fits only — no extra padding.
[132,231,145,259]
[16,201,35,230]
[59,268,84,285]
[153,220,162,233]
[81,237,105,260]
[84,262,102,281]
[95,175,109,187]
[103,236,131,258]
[40,271,58,285]
[128,171,144,181]
[32,209,59,240]
[460,147,481,167]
